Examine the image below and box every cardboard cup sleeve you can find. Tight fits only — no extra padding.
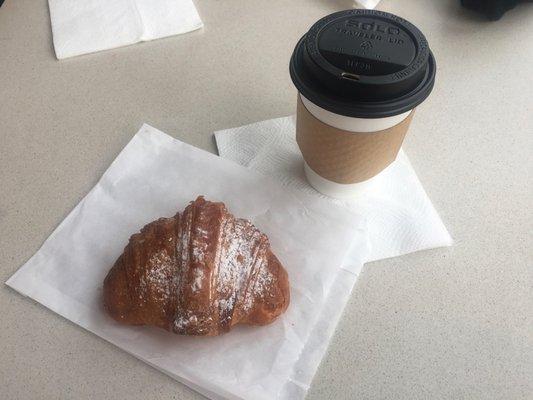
[296,96,414,185]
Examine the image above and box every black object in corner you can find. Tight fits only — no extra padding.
[461,0,529,20]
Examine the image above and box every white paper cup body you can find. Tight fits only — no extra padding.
[299,94,413,198]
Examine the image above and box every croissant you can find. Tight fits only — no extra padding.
[103,196,290,336]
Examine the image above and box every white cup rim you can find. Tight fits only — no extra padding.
[303,161,385,198]
[300,94,412,133]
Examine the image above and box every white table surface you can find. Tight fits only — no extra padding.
[1,0,532,399]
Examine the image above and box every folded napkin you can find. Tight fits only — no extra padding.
[48,0,203,59]
[355,0,381,9]
[214,116,453,263]
[6,124,368,400]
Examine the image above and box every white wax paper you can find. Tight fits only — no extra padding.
[6,124,367,400]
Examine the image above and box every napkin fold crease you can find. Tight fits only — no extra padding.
[214,116,453,264]
[48,0,203,59]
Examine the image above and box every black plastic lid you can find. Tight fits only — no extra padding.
[290,10,436,118]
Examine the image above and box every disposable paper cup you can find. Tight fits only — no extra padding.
[298,94,414,198]
[290,10,436,198]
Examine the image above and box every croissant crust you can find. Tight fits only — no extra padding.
[103,196,290,336]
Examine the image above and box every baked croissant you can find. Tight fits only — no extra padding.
[103,196,290,336]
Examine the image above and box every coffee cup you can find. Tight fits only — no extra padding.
[290,10,436,198]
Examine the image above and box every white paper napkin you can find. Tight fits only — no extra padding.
[214,116,453,263]
[48,0,203,59]
[6,124,368,400]
[355,0,381,9]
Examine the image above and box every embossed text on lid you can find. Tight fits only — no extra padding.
[290,10,436,118]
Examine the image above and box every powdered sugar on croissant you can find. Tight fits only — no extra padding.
[103,196,290,336]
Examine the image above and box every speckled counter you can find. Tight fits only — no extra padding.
[1,0,531,399]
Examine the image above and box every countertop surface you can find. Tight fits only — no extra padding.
[1,0,532,399]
